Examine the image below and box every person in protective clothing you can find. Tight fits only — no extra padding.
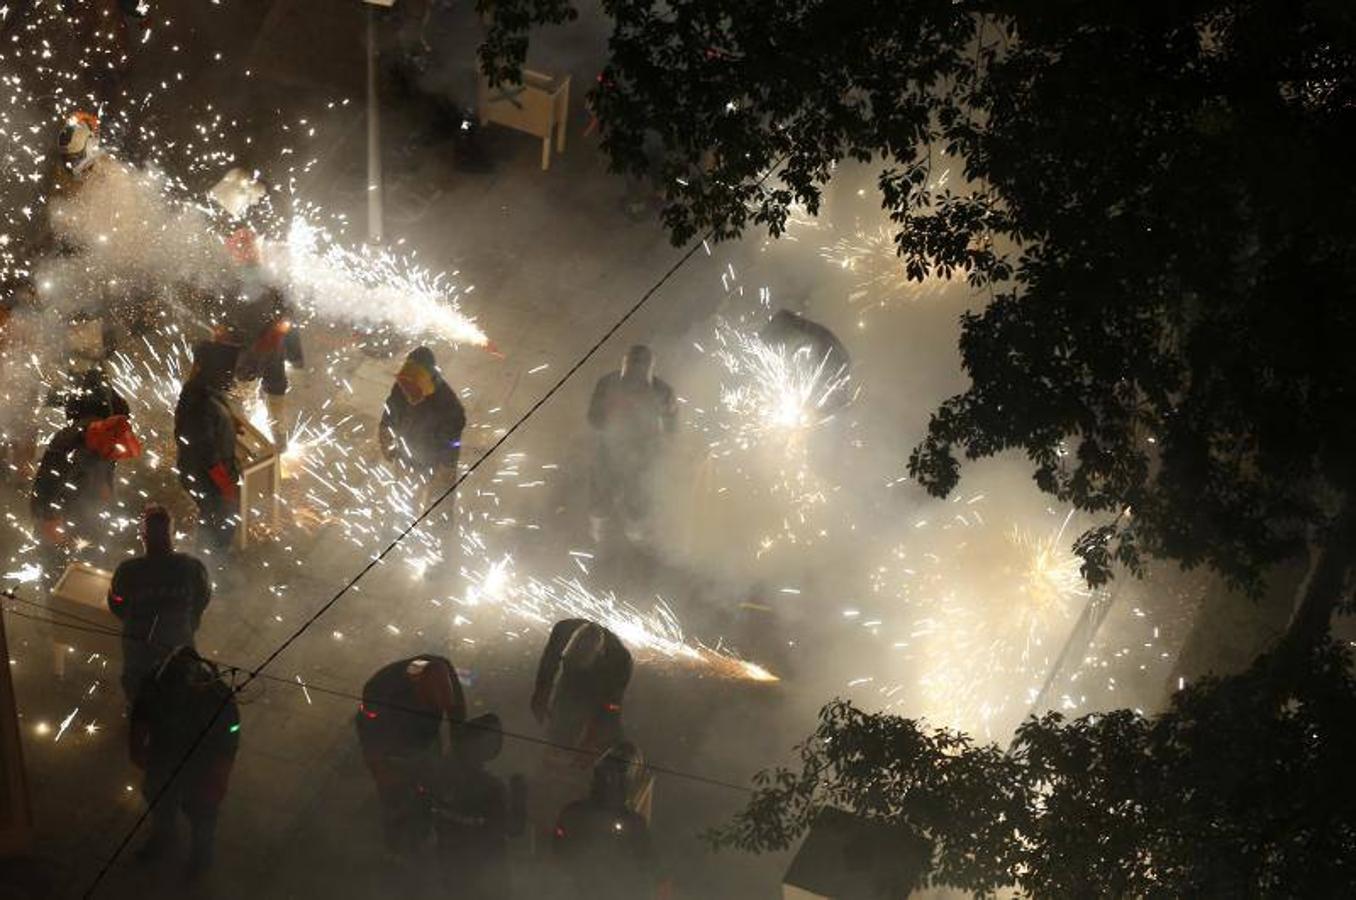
[759,309,852,410]
[30,411,141,557]
[532,620,633,769]
[355,654,467,853]
[31,112,108,258]
[174,341,241,550]
[586,345,677,543]
[128,646,240,876]
[53,110,105,193]
[433,712,523,897]
[216,224,304,450]
[226,285,304,450]
[31,113,125,353]
[379,346,466,506]
[553,744,658,900]
[108,505,212,703]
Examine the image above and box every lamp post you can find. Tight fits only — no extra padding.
[362,0,396,245]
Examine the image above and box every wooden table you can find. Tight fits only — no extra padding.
[48,561,118,677]
[477,69,571,171]
[232,408,281,550]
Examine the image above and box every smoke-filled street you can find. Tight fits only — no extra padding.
[3,2,1353,898]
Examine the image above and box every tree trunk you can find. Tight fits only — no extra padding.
[1284,493,1356,652]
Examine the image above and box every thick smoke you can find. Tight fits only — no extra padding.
[32,159,234,319]
[622,174,1189,743]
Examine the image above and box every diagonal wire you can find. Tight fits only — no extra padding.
[0,594,757,794]
[78,216,734,896]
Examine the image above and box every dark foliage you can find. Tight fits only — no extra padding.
[476,5,1356,890]
[478,0,1356,641]
[708,641,1356,896]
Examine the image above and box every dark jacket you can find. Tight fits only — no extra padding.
[356,655,467,757]
[129,657,240,808]
[553,800,654,900]
[109,551,212,692]
[232,291,304,396]
[435,765,513,897]
[379,377,466,471]
[760,310,851,375]
[587,373,677,454]
[30,420,114,529]
[532,619,633,717]
[174,379,237,491]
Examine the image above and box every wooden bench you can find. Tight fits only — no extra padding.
[231,407,281,550]
[477,69,570,171]
[48,560,117,676]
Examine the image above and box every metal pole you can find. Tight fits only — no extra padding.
[366,3,384,244]
[0,601,34,854]
[1026,579,1122,721]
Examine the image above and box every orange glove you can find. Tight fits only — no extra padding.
[208,462,238,502]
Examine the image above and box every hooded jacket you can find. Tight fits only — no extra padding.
[129,652,239,807]
[174,344,240,493]
[587,371,677,456]
[380,352,466,471]
[60,367,130,421]
[532,619,633,720]
[759,310,851,376]
[231,289,304,392]
[30,415,139,530]
[356,655,467,757]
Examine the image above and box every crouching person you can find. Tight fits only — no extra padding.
[356,654,467,857]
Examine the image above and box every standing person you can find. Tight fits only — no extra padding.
[30,411,141,571]
[355,654,467,856]
[32,112,109,264]
[107,505,212,703]
[217,222,305,452]
[128,647,240,877]
[587,345,677,544]
[228,287,304,451]
[553,746,658,900]
[52,110,107,200]
[379,346,466,509]
[531,620,633,769]
[433,712,522,898]
[174,341,241,551]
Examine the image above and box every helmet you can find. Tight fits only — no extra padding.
[57,112,101,178]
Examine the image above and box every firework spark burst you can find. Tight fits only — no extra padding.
[267,215,486,347]
[713,320,851,438]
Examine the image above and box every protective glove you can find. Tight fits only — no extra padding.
[208,462,238,502]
